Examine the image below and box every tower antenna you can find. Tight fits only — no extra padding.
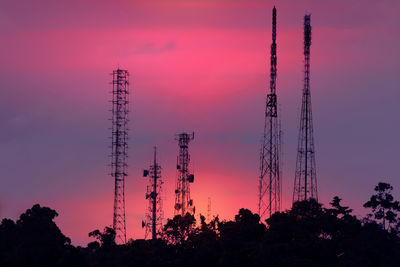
[207,197,211,222]
[142,146,164,240]
[258,6,282,219]
[293,14,318,203]
[110,69,129,244]
[174,132,195,216]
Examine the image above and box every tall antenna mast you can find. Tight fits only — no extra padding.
[110,69,129,244]
[258,6,281,219]
[142,147,164,240]
[174,132,195,216]
[293,14,318,203]
[207,197,211,222]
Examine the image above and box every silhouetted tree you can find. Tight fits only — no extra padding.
[4,189,400,267]
[187,215,221,267]
[88,226,116,249]
[0,204,79,267]
[363,182,400,231]
[162,213,196,244]
[264,200,337,266]
[327,196,353,218]
[218,209,266,266]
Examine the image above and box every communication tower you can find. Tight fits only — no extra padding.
[110,69,129,244]
[142,147,164,240]
[258,6,282,219]
[293,14,318,203]
[207,197,211,222]
[174,132,195,216]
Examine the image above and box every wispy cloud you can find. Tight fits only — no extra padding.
[114,41,177,57]
[133,41,176,55]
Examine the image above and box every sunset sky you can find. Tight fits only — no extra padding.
[1,0,400,245]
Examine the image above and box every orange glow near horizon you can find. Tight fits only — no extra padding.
[1,0,400,246]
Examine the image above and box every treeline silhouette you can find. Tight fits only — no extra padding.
[1,182,400,267]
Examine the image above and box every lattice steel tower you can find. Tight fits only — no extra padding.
[258,6,281,219]
[207,197,211,222]
[293,14,318,203]
[142,147,164,240]
[174,132,195,216]
[110,69,129,244]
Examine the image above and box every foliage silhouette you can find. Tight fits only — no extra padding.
[327,196,353,218]
[363,182,400,231]
[0,204,81,267]
[2,183,400,266]
[88,226,116,249]
[162,212,196,244]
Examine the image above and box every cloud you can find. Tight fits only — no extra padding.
[133,41,177,55]
[113,41,177,57]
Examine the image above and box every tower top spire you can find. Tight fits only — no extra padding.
[304,14,312,56]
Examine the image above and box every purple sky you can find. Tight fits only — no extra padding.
[0,0,399,245]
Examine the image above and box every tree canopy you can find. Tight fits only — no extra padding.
[1,182,400,266]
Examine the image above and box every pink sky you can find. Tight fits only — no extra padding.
[1,0,400,245]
